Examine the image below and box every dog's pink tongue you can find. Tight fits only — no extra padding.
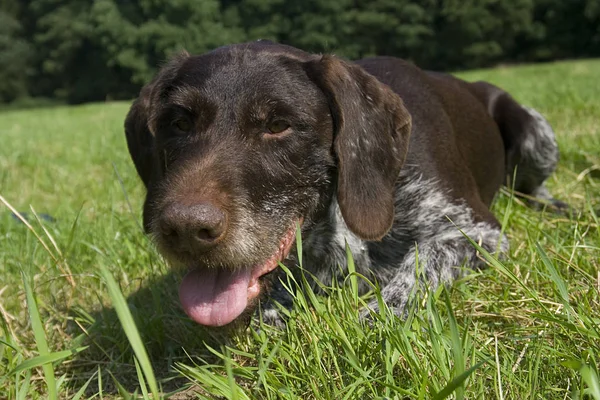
[179,267,251,327]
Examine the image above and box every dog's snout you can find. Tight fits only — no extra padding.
[160,202,227,252]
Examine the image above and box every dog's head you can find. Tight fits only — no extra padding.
[124,41,411,327]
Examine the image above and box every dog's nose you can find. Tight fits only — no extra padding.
[159,202,227,252]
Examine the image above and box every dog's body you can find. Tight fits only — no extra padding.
[125,41,565,327]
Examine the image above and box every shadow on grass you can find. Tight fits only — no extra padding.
[68,271,235,396]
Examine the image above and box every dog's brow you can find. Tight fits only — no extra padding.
[167,84,205,110]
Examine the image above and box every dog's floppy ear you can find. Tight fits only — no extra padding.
[306,56,412,240]
[124,83,157,188]
[124,52,190,188]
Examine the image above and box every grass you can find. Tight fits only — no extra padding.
[0,58,599,399]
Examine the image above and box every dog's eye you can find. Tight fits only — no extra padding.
[173,118,192,133]
[266,120,290,135]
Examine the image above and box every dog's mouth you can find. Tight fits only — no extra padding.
[178,222,298,327]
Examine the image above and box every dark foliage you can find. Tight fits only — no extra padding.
[1,0,598,104]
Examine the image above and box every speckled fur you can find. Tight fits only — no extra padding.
[263,169,509,323]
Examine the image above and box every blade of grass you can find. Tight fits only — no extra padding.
[224,347,241,400]
[443,290,465,400]
[113,162,144,232]
[1,194,75,287]
[29,205,75,286]
[71,370,98,400]
[565,360,600,400]
[176,363,251,400]
[345,241,358,309]
[98,265,160,399]
[10,347,88,375]
[534,242,571,311]
[295,221,303,267]
[97,365,103,399]
[16,369,32,400]
[1,195,59,265]
[29,205,62,258]
[109,370,135,400]
[21,271,57,400]
[581,364,600,400]
[432,361,487,400]
[134,356,151,400]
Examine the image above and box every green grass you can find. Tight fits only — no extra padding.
[1,58,599,399]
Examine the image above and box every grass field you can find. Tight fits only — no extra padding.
[1,59,599,399]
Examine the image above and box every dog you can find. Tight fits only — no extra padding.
[124,40,566,327]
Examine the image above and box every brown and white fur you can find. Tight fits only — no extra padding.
[125,41,566,327]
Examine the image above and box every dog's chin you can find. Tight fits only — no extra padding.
[176,222,299,327]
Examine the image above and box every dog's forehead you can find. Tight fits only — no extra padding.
[173,46,316,100]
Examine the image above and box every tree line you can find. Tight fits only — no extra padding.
[1,0,599,105]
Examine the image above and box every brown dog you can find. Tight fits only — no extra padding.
[125,41,565,327]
